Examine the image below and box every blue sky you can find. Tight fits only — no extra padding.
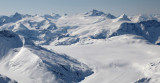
[0,0,160,16]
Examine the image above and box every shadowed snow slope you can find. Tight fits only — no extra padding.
[0,30,23,59]
[0,30,93,83]
[113,20,160,45]
[115,14,131,21]
[0,12,23,26]
[130,14,160,22]
[0,74,17,83]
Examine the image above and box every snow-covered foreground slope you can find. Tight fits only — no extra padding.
[43,35,160,83]
[0,74,17,83]
[0,30,93,83]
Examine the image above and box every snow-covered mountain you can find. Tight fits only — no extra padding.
[0,12,24,26]
[1,10,160,83]
[85,9,107,16]
[116,14,131,21]
[0,30,93,83]
[130,14,160,22]
[43,13,61,20]
[85,9,116,19]
[112,20,160,45]
[0,11,160,46]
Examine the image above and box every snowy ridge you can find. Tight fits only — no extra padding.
[115,14,131,21]
[0,11,160,46]
[0,30,23,59]
[85,9,116,19]
[0,15,58,45]
[0,30,93,83]
[130,14,160,22]
[43,13,61,20]
[0,12,23,26]
[113,20,160,45]
[85,9,107,16]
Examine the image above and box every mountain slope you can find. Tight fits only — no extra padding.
[0,30,23,59]
[0,30,93,83]
[130,14,160,22]
[0,12,160,46]
[0,74,17,83]
[0,15,58,45]
[115,14,131,21]
[0,12,23,26]
[112,20,160,45]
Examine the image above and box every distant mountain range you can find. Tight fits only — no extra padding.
[0,9,160,45]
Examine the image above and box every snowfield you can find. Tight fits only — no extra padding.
[43,35,160,83]
[0,10,160,83]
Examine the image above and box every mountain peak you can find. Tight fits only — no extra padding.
[120,14,128,18]
[118,14,131,21]
[106,13,116,19]
[86,9,106,16]
[13,12,22,17]
[44,13,61,19]
[11,12,23,21]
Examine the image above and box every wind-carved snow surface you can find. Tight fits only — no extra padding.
[0,30,93,83]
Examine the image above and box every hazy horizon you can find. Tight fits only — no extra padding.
[0,0,160,16]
